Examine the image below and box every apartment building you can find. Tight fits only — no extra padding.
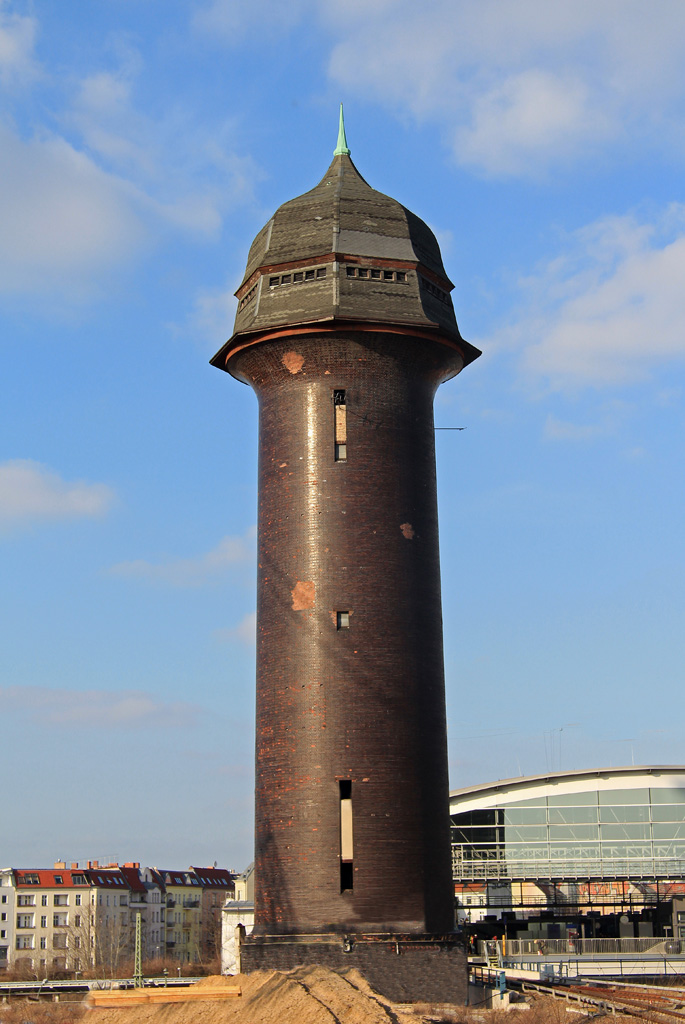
[0,868,15,969]
[190,866,234,960]
[2,861,235,973]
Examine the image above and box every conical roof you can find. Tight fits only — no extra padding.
[213,132,479,369]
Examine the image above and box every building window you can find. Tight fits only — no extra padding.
[16,935,34,949]
[340,780,354,892]
[17,895,35,907]
[75,895,81,906]
[53,914,68,928]
[41,916,47,928]
[1,913,5,921]
[42,895,48,906]
[333,389,347,462]
[337,611,350,630]
[40,936,46,949]
[74,915,81,927]
[53,895,68,907]
[53,875,63,884]
[16,914,34,929]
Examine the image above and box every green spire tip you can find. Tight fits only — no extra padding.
[333,103,351,156]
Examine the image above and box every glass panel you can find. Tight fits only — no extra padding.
[653,842,685,858]
[549,825,599,840]
[549,807,598,824]
[504,807,547,825]
[601,823,651,841]
[547,791,597,806]
[653,823,685,840]
[502,796,546,807]
[650,788,685,803]
[600,805,650,823]
[651,805,685,822]
[505,844,549,860]
[504,826,548,842]
[598,788,649,804]
[550,844,600,859]
[601,843,652,859]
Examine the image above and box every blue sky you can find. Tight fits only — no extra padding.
[2,0,685,871]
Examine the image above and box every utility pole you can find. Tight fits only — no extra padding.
[133,911,143,988]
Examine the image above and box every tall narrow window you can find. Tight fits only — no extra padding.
[334,389,347,461]
[340,780,353,891]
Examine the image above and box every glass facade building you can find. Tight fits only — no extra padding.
[450,768,685,882]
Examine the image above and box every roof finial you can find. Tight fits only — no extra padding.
[334,103,351,157]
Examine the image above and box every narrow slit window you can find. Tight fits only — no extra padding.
[333,389,347,462]
[337,611,350,630]
[340,780,353,891]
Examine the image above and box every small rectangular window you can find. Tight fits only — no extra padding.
[358,268,368,278]
[293,272,303,282]
[383,270,393,280]
[396,271,406,282]
[316,267,327,278]
[333,389,347,462]
[269,277,279,287]
[281,274,291,284]
[346,266,356,277]
[337,611,350,630]
[370,268,381,279]
[340,780,353,891]
[305,269,315,280]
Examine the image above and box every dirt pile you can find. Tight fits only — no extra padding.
[84,967,425,1024]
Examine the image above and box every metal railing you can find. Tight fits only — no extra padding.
[453,855,685,881]
[501,937,683,957]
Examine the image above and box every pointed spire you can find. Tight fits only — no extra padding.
[333,103,351,156]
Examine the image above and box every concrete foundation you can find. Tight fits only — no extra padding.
[239,932,468,1004]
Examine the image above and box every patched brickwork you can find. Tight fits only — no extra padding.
[228,330,461,936]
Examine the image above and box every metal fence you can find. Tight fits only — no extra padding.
[501,937,683,957]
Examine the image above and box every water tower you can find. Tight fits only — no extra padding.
[211,113,480,1001]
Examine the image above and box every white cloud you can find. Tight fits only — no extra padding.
[214,610,256,646]
[544,416,606,442]
[503,206,685,388]
[0,28,260,299]
[0,459,114,529]
[0,125,147,295]
[0,2,38,87]
[0,686,198,729]
[321,0,685,177]
[190,278,239,345]
[110,527,256,586]
[193,0,307,42]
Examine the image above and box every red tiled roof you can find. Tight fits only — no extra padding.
[13,869,89,888]
[190,867,235,888]
[118,866,147,892]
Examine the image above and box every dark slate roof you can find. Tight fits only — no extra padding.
[240,153,449,286]
[213,153,480,366]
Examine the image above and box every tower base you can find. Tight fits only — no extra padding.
[239,932,467,1004]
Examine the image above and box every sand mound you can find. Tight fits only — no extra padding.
[84,966,424,1024]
